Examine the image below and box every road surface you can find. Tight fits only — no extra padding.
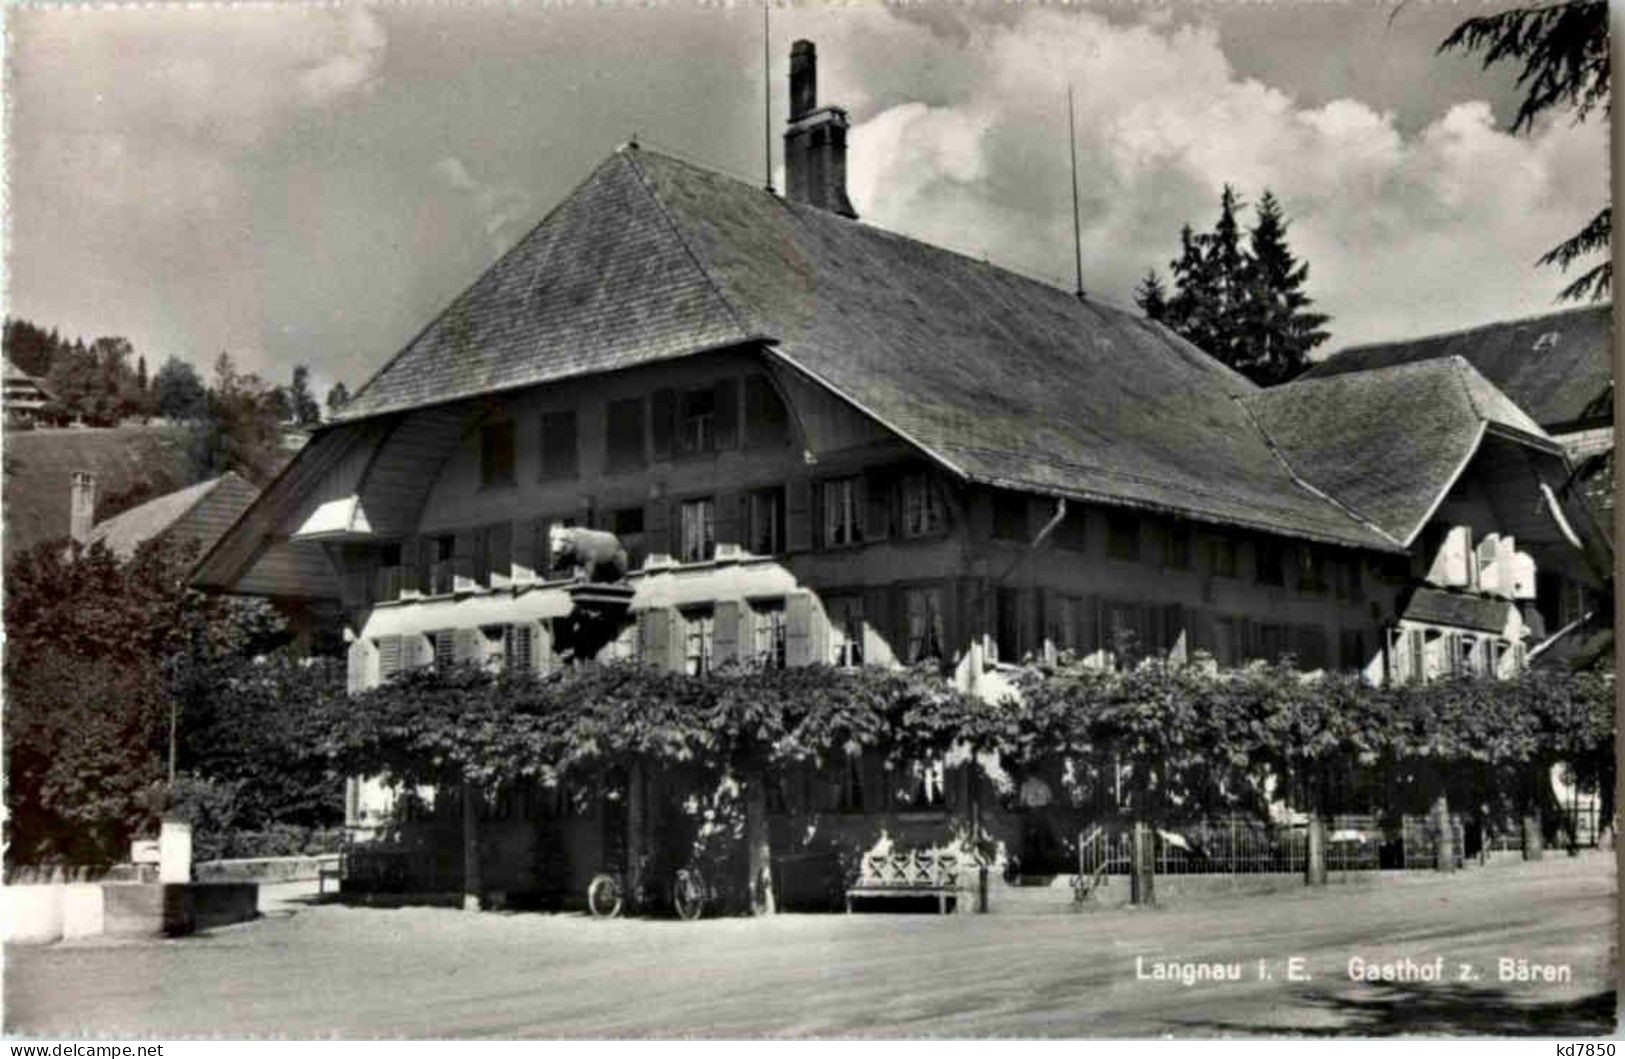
[7,852,1615,1037]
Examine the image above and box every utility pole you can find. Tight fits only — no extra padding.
[1067,86,1085,300]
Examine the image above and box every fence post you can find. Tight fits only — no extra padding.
[461,780,482,911]
[745,768,776,916]
[1130,819,1154,906]
[1305,772,1328,887]
[1432,791,1456,874]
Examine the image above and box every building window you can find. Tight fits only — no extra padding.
[538,410,578,481]
[1339,629,1366,672]
[1299,546,1327,594]
[1256,540,1285,586]
[1258,623,1286,662]
[612,507,645,570]
[901,475,945,538]
[480,422,515,488]
[744,375,790,448]
[1163,522,1192,570]
[1105,602,1142,661]
[427,535,457,595]
[1210,536,1238,578]
[747,487,785,555]
[823,477,864,547]
[751,599,787,668]
[992,491,1027,541]
[605,397,646,472]
[905,585,946,663]
[828,595,865,667]
[679,388,716,455]
[1054,509,1087,552]
[679,498,716,563]
[682,608,714,676]
[375,542,403,601]
[1106,512,1140,562]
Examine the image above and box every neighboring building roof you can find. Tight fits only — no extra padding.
[1301,305,1613,432]
[1401,587,1514,634]
[335,147,1402,551]
[1242,357,1561,547]
[3,424,197,561]
[3,357,53,407]
[84,472,259,561]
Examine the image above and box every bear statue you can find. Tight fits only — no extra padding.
[548,524,629,584]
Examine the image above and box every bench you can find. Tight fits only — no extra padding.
[845,850,961,914]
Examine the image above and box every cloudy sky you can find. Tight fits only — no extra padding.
[4,1,1610,399]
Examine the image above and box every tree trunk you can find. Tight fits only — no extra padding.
[1522,766,1545,862]
[461,781,482,911]
[625,761,646,911]
[1130,818,1155,906]
[1432,790,1456,874]
[1304,769,1328,887]
[745,770,775,916]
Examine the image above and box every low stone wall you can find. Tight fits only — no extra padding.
[4,883,106,944]
[195,854,341,884]
[97,882,262,938]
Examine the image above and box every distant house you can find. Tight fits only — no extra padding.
[4,357,53,424]
[2,423,195,562]
[83,471,260,561]
[192,40,1610,902]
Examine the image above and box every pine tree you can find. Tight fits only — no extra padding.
[1152,187,1331,386]
[137,356,148,391]
[1134,270,1169,322]
[1241,190,1331,385]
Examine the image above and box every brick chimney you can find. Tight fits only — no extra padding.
[69,470,96,545]
[784,41,857,219]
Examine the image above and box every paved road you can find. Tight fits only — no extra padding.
[7,852,1615,1037]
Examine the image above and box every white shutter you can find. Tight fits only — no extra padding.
[377,635,404,682]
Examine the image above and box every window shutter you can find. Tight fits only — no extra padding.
[347,637,369,695]
[811,479,826,550]
[715,491,742,551]
[398,539,421,596]
[713,601,741,665]
[452,532,476,592]
[651,388,677,460]
[1162,603,1187,663]
[864,469,893,541]
[639,609,664,665]
[455,627,482,664]
[504,624,534,673]
[377,635,404,682]
[668,499,683,559]
[488,522,513,589]
[667,610,687,672]
[785,593,816,667]
[713,378,740,450]
[536,620,555,671]
[866,586,896,662]
[786,478,813,552]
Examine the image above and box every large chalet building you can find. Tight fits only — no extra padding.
[194,42,1609,903]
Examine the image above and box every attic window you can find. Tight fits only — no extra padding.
[1533,332,1561,352]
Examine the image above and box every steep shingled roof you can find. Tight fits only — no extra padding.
[86,472,258,560]
[1242,357,1561,547]
[1301,305,1613,431]
[336,147,1398,551]
[1401,587,1514,633]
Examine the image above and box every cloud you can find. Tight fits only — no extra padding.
[431,156,537,254]
[845,9,1610,349]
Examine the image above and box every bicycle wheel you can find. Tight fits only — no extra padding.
[672,868,705,921]
[587,872,623,919]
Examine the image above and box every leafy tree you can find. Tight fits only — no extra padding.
[3,535,330,867]
[326,380,351,415]
[1441,0,1611,301]
[4,318,57,378]
[1144,188,1331,385]
[153,356,207,421]
[190,353,285,485]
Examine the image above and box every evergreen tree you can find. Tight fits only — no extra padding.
[288,365,322,427]
[137,355,148,392]
[1441,1,1610,301]
[1134,270,1169,322]
[325,381,350,415]
[1241,191,1331,385]
[1152,187,1331,386]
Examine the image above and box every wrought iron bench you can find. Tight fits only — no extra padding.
[845,850,961,914]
